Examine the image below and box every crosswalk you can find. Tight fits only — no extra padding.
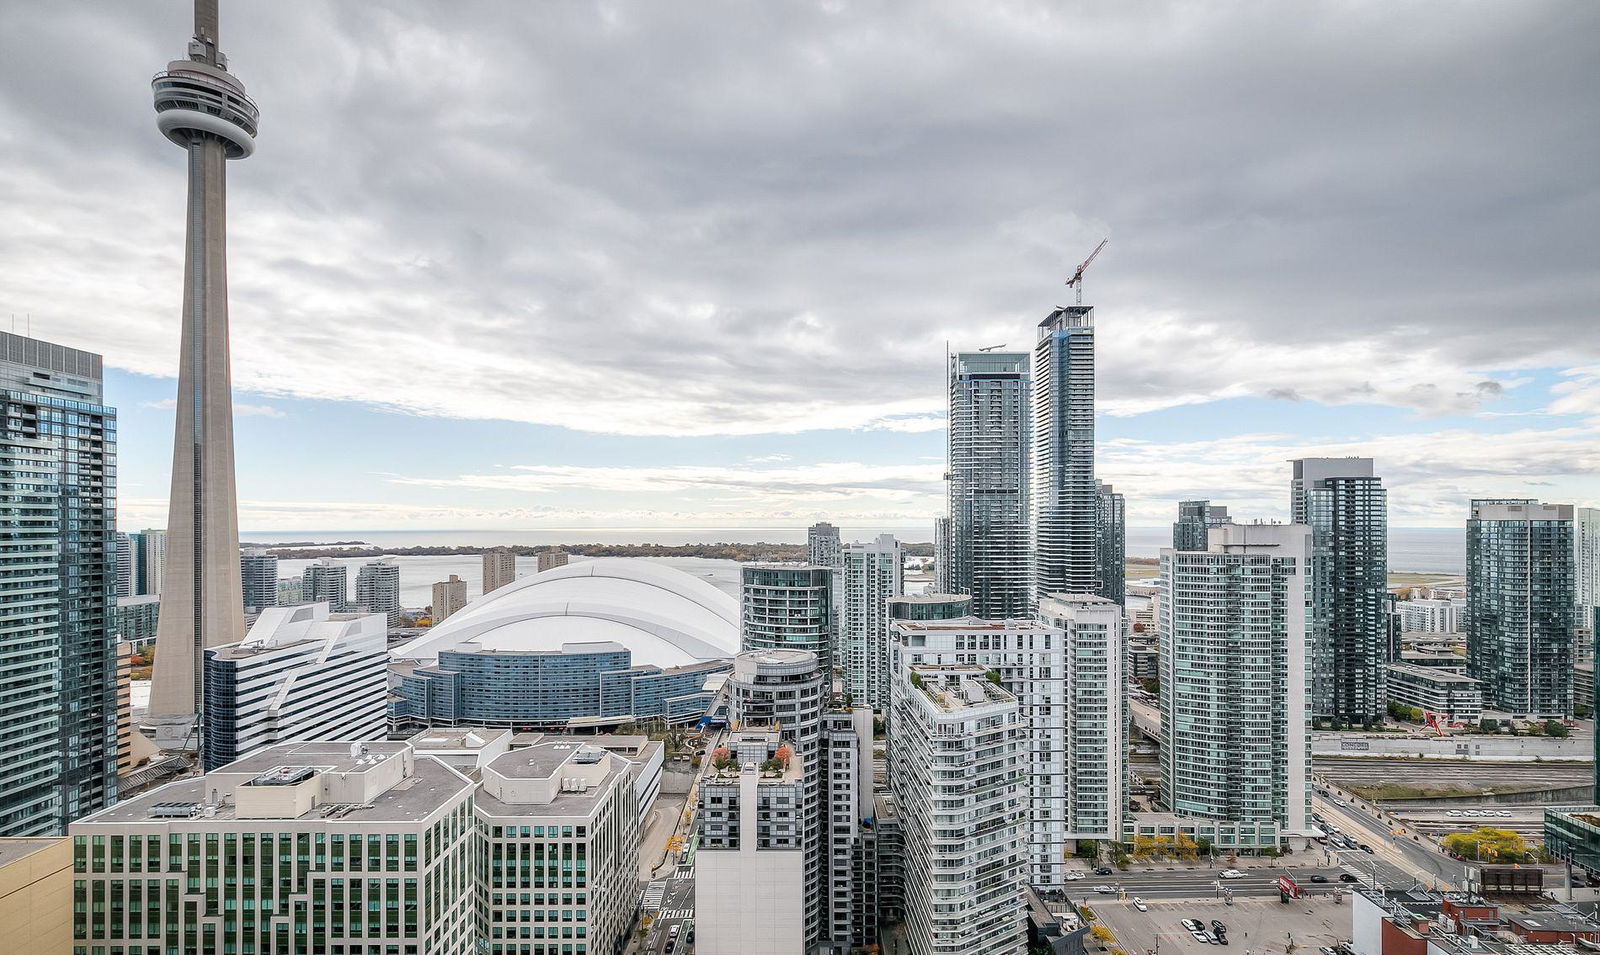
[658,908,694,921]
[640,882,665,909]
[674,864,694,880]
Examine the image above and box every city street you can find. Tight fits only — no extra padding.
[1313,785,1469,889]
[1065,866,1347,900]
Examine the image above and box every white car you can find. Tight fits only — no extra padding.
[1220,869,1245,879]
[1192,931,1212,944]
[1064,871,1086,881]
[1446,810,1462,817]
[1133,897,1148,912]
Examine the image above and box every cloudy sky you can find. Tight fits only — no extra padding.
[1,1,1596,541]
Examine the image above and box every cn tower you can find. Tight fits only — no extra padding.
[146,0,257,751]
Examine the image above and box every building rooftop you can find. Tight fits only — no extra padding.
[475,741,628,818]
[893,615,1053,632]
[907,665,1017,713]
[0,836,68,867]
[1386,662,1483,685]
[1505,912,1600,934]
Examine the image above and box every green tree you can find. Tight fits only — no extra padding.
[1441,827,1531,862]
[1546,719,1571,738]
[1479,717,1500,734]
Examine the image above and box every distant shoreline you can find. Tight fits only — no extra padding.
[267,541,938,561]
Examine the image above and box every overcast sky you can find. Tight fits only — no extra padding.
[1,1,1596,539]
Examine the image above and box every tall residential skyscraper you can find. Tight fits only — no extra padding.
[1158,523,1311,832]
[1096,481,1126,605]
[933,516,952,593]
[535,549,568,572]
[114,532,134,598]
[946,351,1031,618]
[0,332,119,833]
[892,664,1026,955]
[301,558,348,612]
[482,546,517,593]
[147,0,259,748]
[238,548,277,613]
[1290,457,1388,724]
[136,529,166,596]
[1467,499,1576,718]
[807,521,842,568]
[431,574,467,622]
[740,564,834,674]
[1032,307,1098,606]
[1576,507,1600,641]
[1173,500,1230,551]
[841,533,903,709]
[355,558,402,626]
[1037,594,1128,846]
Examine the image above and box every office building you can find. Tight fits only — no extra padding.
[391,560,739,730]
[432,574,467,622]
[1577,507,1600,638]
[0,837,72,952]
[1172,500,1230,551]
[741,563,835,674]
[1032,307,1097,605]
[136,529,166,597]
[1290,457,1388,724]
[1384,663,1484,722]
[1467,500,1576,718]
[1037,594,1128,844]
[889,617,1069,885]
[887,593,971,622]
[146,0,260,747]
[1396,598,1465,634]
[70,742,479,955]
[534,549,568,573]
[117,594,162,649]
[201,602,389,770]
[696,729,809,955]
[1096,481,1126,605]
[302,558,348,611]
[356,557,403,626]
[277,573,303,605]
[892,665,1026,955]
[0,331,119,834]
[841,534,903,709]
[114,532,134,597]
[1158,523,1311,832]
[722,649,829,949]
[238,548,277,613]
[482,546,518,594]
[477,740,640,955]
[946,351,1031,619]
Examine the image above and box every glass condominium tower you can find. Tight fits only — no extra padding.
[0,332,119,834]
[946,352,1032,619]
[1290,458,1388,724]
[1032,307,1099,604]
[1467,499,1575,718]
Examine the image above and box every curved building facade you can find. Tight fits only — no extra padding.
[390,559,739,730]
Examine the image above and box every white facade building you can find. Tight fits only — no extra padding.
[1577,507,1600,636]
[841,533,903,709]
[890,617,1068,885]
[893,664,1026,955]
[201,602,388,771]
[356,558,402,626]
[1397,598,1465,634]
[1037,594,1127,843]
[1158,523,1311,833]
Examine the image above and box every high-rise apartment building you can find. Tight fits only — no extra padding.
[482,547,518,593]
[114,532,134,597]
[146,0,258,747]
[1172,500,1230,551]
[70,742,480,955]
[841,534,903,709]
[1290,457,1388,723]
[1576,507,1600,641]
[892,664,1026,955]
[946,351,1032,618]
[534,549,568,573]
[1396,598,1465,634]
[238,548,277,613]
[477,739,640,955]
[276,574,303,605]
[432,574,467,622]
[1037,594,1127,844]
[355,557,402,626]
[933,516,952,593]
[1158,523,1311,831]
[807,521,843,568]
[887,593,972,622]
[1467,500,1575,718]
[1032,307,1098,605]
[741,564,834,674]
[822,707,876,952]
[201,603,389,771]
[117,595,162,649]
[1096,481,1126,605]
[0,331,119,834]
[136,529,166,597]
[301,558,348,612]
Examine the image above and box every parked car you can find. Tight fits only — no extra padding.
[1182,919,1205,933]
[1133,897,1148,912]
[1310,875,1330,883]
[1204,932,1222,945]
[1211,920,1227,935]
[1191,932,1212,944]
[1220,869,1245,879]
[1321,947,1339,955]
[1446,810,1463,817]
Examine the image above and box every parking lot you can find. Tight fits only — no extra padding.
[1087,893,1352,955]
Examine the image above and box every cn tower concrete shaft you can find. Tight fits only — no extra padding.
[147,0,257,750]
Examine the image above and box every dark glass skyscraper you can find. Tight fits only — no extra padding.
[0,332,119,833]
[1032,308,1098,604]
[1173,500,1230,551]
[946,352,1032,618]
[1096,481,1126,605]
[1467,499,1575,718]
[1291,457,1388,724]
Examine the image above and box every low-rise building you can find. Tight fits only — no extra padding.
[1385,663,1484,721]
[0,837,72,953]
[1545,807,1600,876]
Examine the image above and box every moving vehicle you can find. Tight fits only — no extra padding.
[1065,871,1086,880]
[1133,897,1148,912]
[1220,869,1245,879]
[1095,866,1114,875]
[1310,875,1329,883]
[1339,873,1359,883]
[1358,844,1374,854]
[1095,885,1116,894]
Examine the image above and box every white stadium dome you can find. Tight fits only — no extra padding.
[391,558,740,670]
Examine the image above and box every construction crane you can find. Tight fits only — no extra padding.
[1065,238,1109,306]
[977,343,1007,352]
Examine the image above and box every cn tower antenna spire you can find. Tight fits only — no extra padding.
[192,0,221,65]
